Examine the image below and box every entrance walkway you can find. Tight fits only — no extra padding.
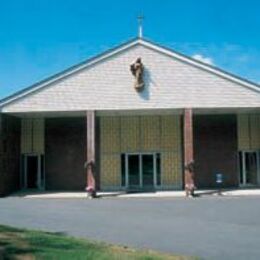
[10,188,260,199]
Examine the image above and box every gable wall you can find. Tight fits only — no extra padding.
[2,44,260,113]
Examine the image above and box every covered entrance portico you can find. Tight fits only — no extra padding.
[193,108,260,189]
[1,106,259,196]
[0,37,259,197]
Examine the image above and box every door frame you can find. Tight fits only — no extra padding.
[124,152,158,189]
[22,153,45,190]
[239,150,260,186]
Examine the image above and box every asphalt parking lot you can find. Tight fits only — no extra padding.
[0,195,260,259]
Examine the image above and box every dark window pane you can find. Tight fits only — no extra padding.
[128,155,140,187]
[27,156,38,189]
[239,151,243,184]
[156,153,161,186]
[3,140,7,153]
[121,154,125,187]
[20,155,25,188]
[41,155,45,187]
[142,155,154,187]
[245,152,257,185]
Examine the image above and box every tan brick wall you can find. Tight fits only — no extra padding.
[237,114,260,150]
[100,115,182,190]
[101,154,121,187]
[121,116,140,152]
[100,117,121,188]
[21,118,45,154]
[161,116,182,187]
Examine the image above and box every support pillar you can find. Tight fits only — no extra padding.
[183,108,195,196]
[85,110,96,198]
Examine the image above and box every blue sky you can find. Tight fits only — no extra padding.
[0,0,260,99]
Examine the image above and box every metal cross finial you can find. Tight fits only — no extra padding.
[137,15,144,38]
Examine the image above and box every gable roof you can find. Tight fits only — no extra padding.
[0,37,259,108]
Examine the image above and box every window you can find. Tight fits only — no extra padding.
[120,153,161,188]
[121,154,126,187]
[156,153,161,186]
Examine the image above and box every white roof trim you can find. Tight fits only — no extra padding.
[0,37,259,109]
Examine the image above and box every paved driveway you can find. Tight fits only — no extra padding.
[0,196,260,259]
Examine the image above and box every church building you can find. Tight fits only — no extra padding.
[0,36,259,196]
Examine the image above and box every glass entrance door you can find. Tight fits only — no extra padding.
[128,154,140,188]
[22,154,45,190]
[142,154,154,188]
[27,156,38,189]
[239,151,260,186]
[126,153,158,190]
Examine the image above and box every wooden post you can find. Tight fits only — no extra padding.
[86,110,96,197]
[183,108,195,196]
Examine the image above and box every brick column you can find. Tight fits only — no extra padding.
[183,108,195,196]
[85,110,96,197]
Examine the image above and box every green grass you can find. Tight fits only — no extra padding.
[0,225,196,260]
